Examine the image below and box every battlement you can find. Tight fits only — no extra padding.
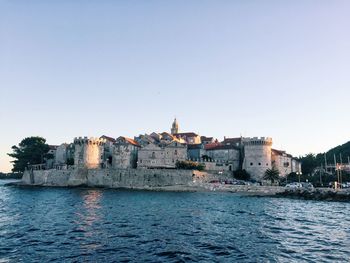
[243,137,273,146]
[74,137,106,146]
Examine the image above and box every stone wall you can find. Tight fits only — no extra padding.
[21,168,195,188]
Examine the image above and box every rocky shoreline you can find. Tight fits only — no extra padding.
[276,188,350,202]
[5,169,350,201]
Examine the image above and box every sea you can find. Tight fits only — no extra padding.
[0,179,349,262]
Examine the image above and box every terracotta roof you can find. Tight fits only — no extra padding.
[118,136,140,147]
[174,132,199,137]
[204,142,222,150]
[101,135,116,143]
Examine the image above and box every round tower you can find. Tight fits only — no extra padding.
[243,137,272,181]
[171,118,179,135]
[73,137,106,169]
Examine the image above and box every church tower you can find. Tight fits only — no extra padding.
[171,118,179,135]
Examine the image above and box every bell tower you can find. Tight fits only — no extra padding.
[171,118,179,135]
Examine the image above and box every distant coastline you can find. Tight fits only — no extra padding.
[0,172,22,180]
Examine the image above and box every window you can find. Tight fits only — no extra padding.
[250,162,253,166]
[258,162,261,166]
[152,152,155,158]
[175,150,178,155]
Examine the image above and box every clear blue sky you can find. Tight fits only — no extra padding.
[1,0,350,172]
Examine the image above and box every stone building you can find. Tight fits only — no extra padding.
[271,149,292,177]
[205,144,240,172]
[173,132,201,145]
[272,149,302,177]
[54,144,68,165]
[74,137,106,169]
[112,136,140,169]
[170,118,201,144]
[200,136,215,145]
[100,135,117,167]
[291,158,302,174]
[187,144,205,161]
[138,141,187,169]
[243,137,273,181]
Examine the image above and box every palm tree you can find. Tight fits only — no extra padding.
[263,168,280,185]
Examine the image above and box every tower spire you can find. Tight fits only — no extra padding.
[171,117,179,135]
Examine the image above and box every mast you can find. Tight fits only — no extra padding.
[340,153,343,186]
[334,154,339,188]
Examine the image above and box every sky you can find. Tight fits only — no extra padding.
[1,0,350,172]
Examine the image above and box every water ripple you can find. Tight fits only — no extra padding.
[1,180,350,262]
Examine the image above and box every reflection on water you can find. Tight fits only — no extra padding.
[1,183,350,262]
[77,190,102,227]
[76,190,103,251]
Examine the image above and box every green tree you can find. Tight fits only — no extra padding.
[234,169,251,181]
[299,153,318,175]
[263,168,280,184]
[8,137,50,172]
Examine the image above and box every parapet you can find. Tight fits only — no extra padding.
[74,137,106,146]
[243,137,273,146]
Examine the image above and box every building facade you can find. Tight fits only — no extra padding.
[138,141,187,169]
[112,136,140,169]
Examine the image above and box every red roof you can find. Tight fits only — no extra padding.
[101,135,116,143]
[204,142,222,150]
[120,137,141,147]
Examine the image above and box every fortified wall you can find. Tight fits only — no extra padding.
[21,168,195,188]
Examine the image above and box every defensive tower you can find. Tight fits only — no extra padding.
[73,137,106,169]
[242,137,273,181]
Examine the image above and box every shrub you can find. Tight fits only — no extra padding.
[234,169,251,181]
[176,160,205,171]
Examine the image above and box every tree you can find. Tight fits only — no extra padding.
[263,168,280,185]
[299,153,318,175]
[234,169,251,181]
[8,137,50,172]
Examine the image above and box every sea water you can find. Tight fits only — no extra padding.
[0,180,349,262]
